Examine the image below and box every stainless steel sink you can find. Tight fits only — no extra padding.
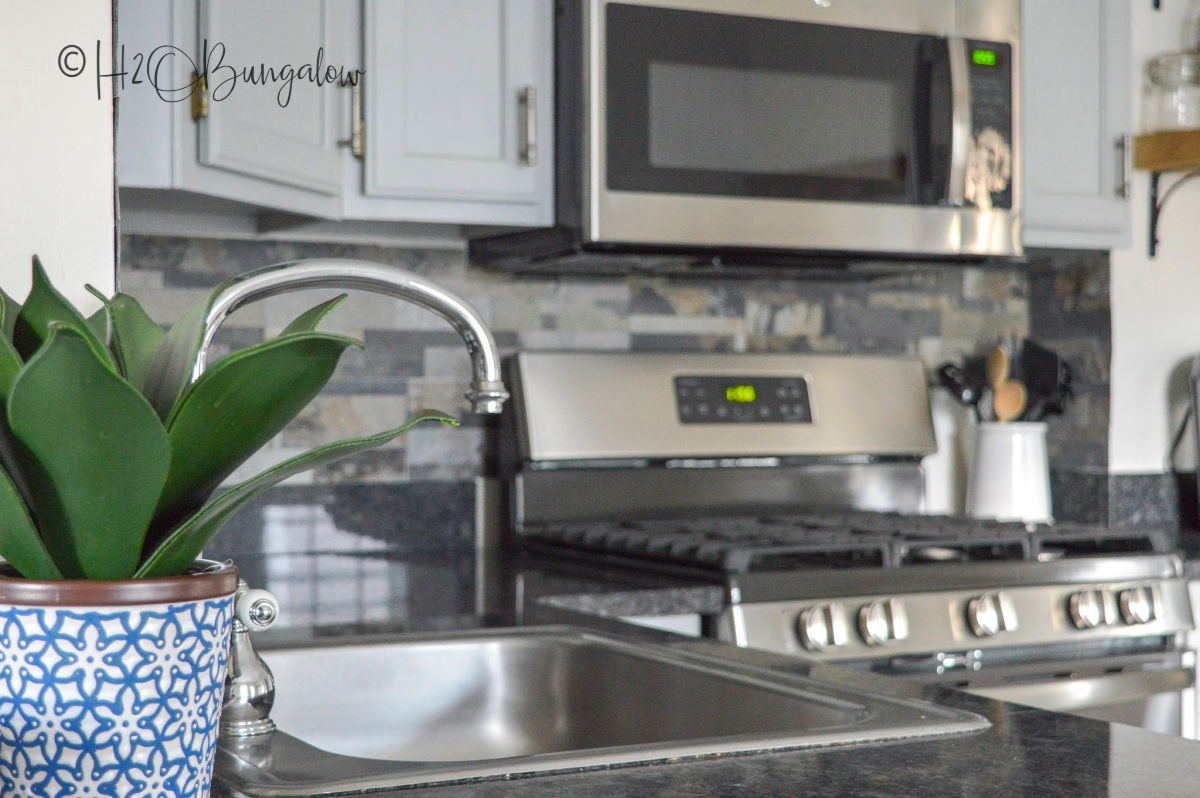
[216,626,988,796]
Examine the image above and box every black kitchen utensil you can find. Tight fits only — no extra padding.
[936,362,982,420]
[1019,340,1073,421]
[1035,360,1074,420]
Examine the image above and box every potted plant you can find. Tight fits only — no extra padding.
[0,258,453,797]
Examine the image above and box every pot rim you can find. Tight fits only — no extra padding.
[0,558,239,606]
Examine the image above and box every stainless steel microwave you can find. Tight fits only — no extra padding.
[471,0,1022,272]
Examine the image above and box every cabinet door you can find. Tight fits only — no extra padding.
[358,0,552,223]
[196,0,348,195]
[1021,0,1131,249]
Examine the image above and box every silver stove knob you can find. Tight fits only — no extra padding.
[858,599,909,646]
[1118,586,1157,626]
[967,592,1018,637]
[796,603,848,652]
[1068,589,1109,630]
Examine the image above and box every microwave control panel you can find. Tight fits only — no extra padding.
[966,39,1014,209]
[674,375,812,425]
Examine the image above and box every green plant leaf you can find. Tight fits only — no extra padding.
[0,464,62,580]
[0,332,34,509]
[146,330,363,551]
[85,286,113,343]
[0,288,21,341]
[8,326,171,579]
[135,409,457,579]
[140,287,345,423]
[13,256,115,370]
[91,291,167,391]
[140,277,236,422]
[0,329,22,401]
[281,294,348,336]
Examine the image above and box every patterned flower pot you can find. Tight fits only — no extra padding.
[0,561,238,797]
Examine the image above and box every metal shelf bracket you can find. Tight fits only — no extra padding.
[1148,170,1200,256]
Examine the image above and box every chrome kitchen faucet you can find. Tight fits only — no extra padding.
[195,258,510,739]
[192,258,509,414]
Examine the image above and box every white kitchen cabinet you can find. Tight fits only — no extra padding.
[195,1,347,196]
[343,0,553,226]
[116,0,553,233]
[116,0,346,219]
[1021,0,1131,250]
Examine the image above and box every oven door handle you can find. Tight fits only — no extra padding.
[966,667,1195,713]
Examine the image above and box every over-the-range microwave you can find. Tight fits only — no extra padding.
[471,0,1021,274]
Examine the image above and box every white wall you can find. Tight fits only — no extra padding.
[0,1,116,311]
[1110,0,1200,474]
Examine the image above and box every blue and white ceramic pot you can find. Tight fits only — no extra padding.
[0,560,238,797]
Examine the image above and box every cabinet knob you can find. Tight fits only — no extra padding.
[967,592,1018,637]
[796,603,848,652]
[858,599,909,646]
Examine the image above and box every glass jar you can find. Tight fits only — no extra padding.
[1148,51,1200,131]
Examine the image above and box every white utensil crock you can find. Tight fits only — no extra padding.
[965,421,1053,524]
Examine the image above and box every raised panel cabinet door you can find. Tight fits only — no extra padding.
[196,0,352,195]
[363,0,547,205]
[1021,0,1131,249]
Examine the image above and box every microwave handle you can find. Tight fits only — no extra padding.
[946,37,972,207]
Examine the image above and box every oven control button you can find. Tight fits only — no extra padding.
[966,592,1018,637]
[857,599,909,646]
[1068,589,1109,630]
[1118,586,1157,626]
[796,603,848,652]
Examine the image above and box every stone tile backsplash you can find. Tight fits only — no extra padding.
[118,235,1110,488]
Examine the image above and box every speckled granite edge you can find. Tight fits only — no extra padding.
[1109,473,1180,529]
[1051,470,1108,525]
[1052,469,1181,531]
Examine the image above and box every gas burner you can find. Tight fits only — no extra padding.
[524,512,1174,576]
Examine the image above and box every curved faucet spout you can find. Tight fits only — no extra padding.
[191,259,509,414]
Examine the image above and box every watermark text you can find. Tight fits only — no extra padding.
[59,40,363,107]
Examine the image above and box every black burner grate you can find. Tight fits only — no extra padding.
[524,512,1174,575]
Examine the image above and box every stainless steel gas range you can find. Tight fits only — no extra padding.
[501,352,1196,735]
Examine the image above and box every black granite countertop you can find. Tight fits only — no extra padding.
[213,580,1200,798]
[206,487,1200,797]
[206,551,1200,798]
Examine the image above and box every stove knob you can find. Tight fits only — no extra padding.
[858,599,909,646]
[1067,589,1108,630]
[796,603,848,652]
[1118,586,1157,626]
[967,592,1018,637]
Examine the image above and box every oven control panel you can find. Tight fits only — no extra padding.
[674,375,812,424]
[718,576,1195,662]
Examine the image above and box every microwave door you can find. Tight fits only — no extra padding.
[604,8,943,207]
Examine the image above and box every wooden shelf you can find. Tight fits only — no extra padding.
[1132,130,1200,256]
[1134,129,1200,172]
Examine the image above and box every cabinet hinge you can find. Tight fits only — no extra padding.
[191,71,209,121]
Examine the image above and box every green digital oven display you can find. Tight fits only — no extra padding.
[725,384,757,403]
[972,48,998,67]
[674,375,812,424]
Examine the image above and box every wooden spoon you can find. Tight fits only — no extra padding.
[985,347,1009,390]
[993,378,1028,423]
